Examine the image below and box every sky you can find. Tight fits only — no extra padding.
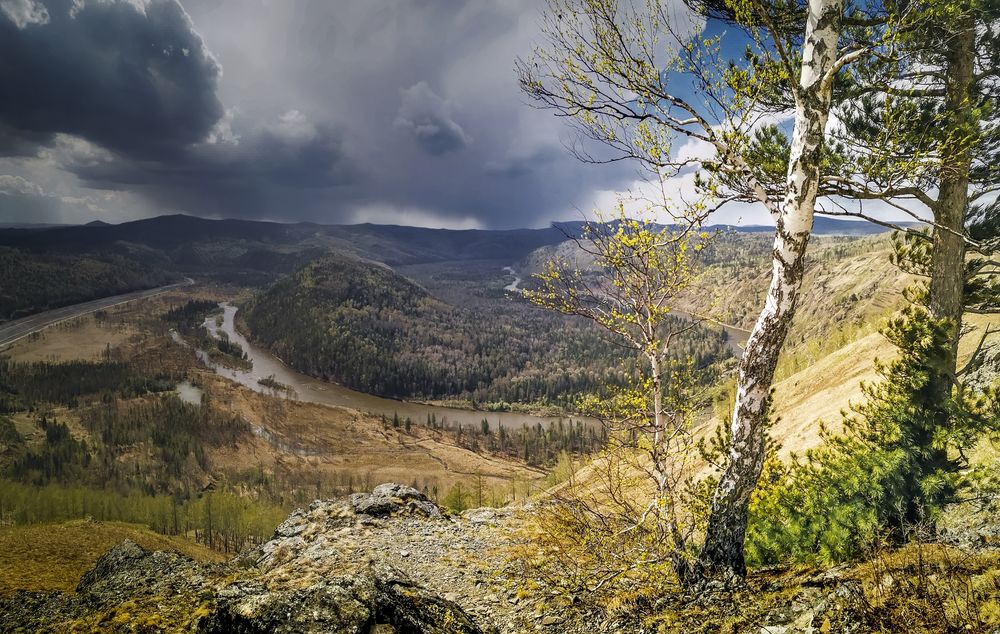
[0,0,776,229]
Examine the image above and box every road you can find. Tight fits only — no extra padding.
[0,278,193,349]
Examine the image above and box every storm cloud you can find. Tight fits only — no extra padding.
[0,0,722,228]
[395,81,471,156]
[0,0,223,159]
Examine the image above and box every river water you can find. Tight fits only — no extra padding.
[177,299,750,432]
[502,266,522,292]
[174,380,204,406]
[184,303,593,431]
[669,309,751,356]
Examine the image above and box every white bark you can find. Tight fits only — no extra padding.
[699,0,846,575]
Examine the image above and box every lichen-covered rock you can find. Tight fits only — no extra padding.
[351,482,444,518]
[0,540,218,633]
[0,485,487,633]
[200,563,484,634]
[462,507,509,525]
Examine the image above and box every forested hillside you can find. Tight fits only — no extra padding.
[242,254,733,406]
[520,233,912,375]
[0,247,172,321]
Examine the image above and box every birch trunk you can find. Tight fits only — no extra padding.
[697,0,845,576]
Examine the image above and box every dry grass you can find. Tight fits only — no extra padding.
[5,316,137,363]
[0,520,224,594]
[198,370,543,496]
[561,306,1000,512]
[848,541,1000,633]
[5,284,545,520]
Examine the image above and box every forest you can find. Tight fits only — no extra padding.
[0,247,172,321]
[0,323,605,552]
[0,352,288,552]
[242,253,733,407]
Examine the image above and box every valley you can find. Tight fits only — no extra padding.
[188,301,598,432]
[4,2,1000,630]
[0,215,996,632]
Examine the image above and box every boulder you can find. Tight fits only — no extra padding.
[0,486,488,634]
[351,483,443,519]
[201,564,485,633]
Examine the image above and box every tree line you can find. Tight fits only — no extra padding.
[0,247,172,321]
[382,410,606,467]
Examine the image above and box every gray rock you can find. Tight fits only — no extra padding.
[352,482,444,518]
[463,508,502,525]
[0,486,490,634]
[202,564,486,634]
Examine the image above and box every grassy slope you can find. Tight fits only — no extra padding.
[0,520,224,594]
[676,235,912,351]
[520,234,913,374]
[543,233,999,500]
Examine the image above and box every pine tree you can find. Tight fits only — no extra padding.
[747,301,1000,564]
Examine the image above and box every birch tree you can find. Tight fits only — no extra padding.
[703,0,999,535]
[524,212,710,585]
[824,0,1000,387]
[518,0,859,576]
[729,0,1000,379]
[799,0,998,533]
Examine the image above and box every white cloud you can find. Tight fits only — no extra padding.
[0,174,44,196]
[270,109,315,143]
[0,0,49,28]
[206,107,241,145]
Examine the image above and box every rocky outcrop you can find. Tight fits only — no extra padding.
[200,562,484,634]
[0,484,492,634]
[350,483,444,519]
[0,483,905,633]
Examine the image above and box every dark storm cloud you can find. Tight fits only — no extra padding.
[0,0,358,220]
[0,0,223,160]
[0,0,648,228]
[71,109,356,216]
[0,121,50,157]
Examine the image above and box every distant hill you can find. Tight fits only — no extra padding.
[553,215,919,238]
[0,213,915,321]
[0,214,573,264]
[0,212,909,262]
[740,216,921,235]
[0,214,305,252]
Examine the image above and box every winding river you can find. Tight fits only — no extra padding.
[184,303,594,431]
[502,266,522,292]
[178,294,750,432]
